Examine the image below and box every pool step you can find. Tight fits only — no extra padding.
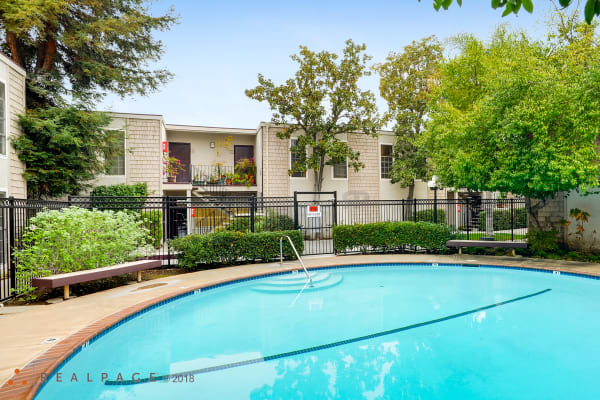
[251,272,343,293]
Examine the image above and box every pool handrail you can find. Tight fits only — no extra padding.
[280,235,313,286]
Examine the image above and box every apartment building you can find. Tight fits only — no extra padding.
[0,53,27,199]
[94,114,450,201]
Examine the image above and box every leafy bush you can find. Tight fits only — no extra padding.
[90,183,148,197]
[527,229,560,254]
[140,210,163,248]
[479,208,527,231]
[15,207,153,294]
[414,209,447,224]
[170,230,303,268]
[333,221,455,254]
[225,211,295,233]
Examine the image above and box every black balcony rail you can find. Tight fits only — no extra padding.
[181,165,258,187]
[0,195,527,301]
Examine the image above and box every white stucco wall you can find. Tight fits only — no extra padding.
[565,191,600,250]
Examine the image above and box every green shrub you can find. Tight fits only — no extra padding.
[170,230,303,268]
[414,209,447,224]
[479,208,527,231]
[333,221,455,254]
[140,210,163,248]
[15,207,153,294]
[527,229,560,254]
[225,211,295,233]
[91,182,148,197]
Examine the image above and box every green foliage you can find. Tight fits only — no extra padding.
[89,184,162,249]
[12,107,122,199]
[246,39,384,192]
[421,1,599,24]
[424,20,600,228]
[527,229,560,254]
[225,211,295,233]
[375,36,443,191]
[170,230,303,269]
[414,209,447,224]
[333,221,454,254]
[479,208,527,231]
[14,207,153,295]
[0,0,178,107]
[140,210,163,249]
[91,183,148,197]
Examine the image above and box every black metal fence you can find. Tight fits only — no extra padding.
[0,195,527,301]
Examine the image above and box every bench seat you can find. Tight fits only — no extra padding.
[447,240,527,256]
[31,259,162,299]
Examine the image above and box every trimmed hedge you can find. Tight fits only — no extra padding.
[90,183,148,197]
[170,230,303,268]
[333,221,454,254]
[414,209,447,224]
[225,211,295,233]
[479,208,527,231]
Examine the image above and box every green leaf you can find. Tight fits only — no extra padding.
[585,0,597,23]
[522,0,534,13]
[502,2,514,17]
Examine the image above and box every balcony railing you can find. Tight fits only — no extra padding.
[189,165,258,187]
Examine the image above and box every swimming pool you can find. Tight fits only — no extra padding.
[34,263,600,399]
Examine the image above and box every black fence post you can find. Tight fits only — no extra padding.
[293,191,299,229]
[433,189,438,224]
[413,199,417,222]
[165,196,171,266]
[8,196,16,296]
[466,199,470,240]
[510,198,514,241]
[402,199,405,222]
[67,195,72,207]
[332,191,337,226]
[250,197,256,233]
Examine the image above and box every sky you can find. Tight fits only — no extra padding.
[99,0,579,129]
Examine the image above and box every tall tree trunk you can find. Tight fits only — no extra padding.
[6,32,24,67]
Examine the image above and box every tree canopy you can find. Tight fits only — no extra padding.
[421,0,600,24]
[423,18,600,228]
[375,36,443,198]
[12,107,121,199]
[0,0,177,107]
[246,39,383,192]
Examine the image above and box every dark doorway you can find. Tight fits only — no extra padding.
[234,145,254,164]
[168,142,191,182]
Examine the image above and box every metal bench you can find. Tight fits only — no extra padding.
[446,240,527,256]
[31,259,162,300]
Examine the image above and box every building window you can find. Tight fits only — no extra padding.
[106,131,125,175]
[332,159,347,179]
[290,138,306,178]
[381,144,393,179]
[0,81,6,156]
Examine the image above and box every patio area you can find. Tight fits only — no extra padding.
[1,253,600,399]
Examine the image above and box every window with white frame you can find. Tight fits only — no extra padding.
[332,159,347,179]
[0,81,6,156]
[106,131,125,175]
[381,144,393,179]
[290,138,306,178]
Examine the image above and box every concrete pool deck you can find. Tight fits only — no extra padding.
[1,253,600,399]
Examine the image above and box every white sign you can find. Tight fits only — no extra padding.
[306,205,321,217]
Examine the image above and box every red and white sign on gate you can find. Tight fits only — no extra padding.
[307,205,321,217]
[457,204,461,213]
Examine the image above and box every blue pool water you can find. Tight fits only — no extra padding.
[35,264,600,399]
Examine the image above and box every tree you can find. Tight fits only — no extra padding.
[375,36,443,199]
[421,0,600,24]
[1,0,177,198]
[424,19,600,229]
[0,0,177,107]
[12,107,122,199]
[246,39,383,193]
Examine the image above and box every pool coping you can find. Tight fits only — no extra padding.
[1,257,599,400]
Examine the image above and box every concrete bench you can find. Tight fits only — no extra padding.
[31,259,162,300]
[447,240,528,256]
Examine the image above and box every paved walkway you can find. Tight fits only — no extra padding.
[0,253,599,397]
